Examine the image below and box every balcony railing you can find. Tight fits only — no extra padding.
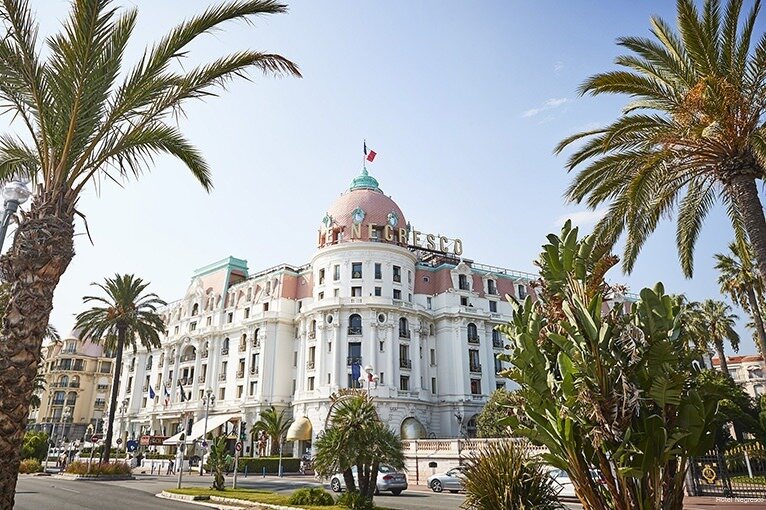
[201,350,208,359]
[470,364,482,373]
[348,327,362,336]
[308,331,316,340]
[236,370,244,378]
[250,367,259,375]
[198,375,206,384]
[218,373,226,381]
[94,401,105,408]
[154,383,160,390]
[158,360,164,368]
[347,356,362,366]
[52,399,65,406]
[142,385,148,392]
[467,335,480,345]
[168,358,175,365]
[393,274,401,283]
[399,330,410,339]
[306,361,315,370]
[238,343,246,352]
[221,347,229,356]
[399,359,412,369]
[180,354,195,363]
[492,338,504,349]
[251,338,261,348]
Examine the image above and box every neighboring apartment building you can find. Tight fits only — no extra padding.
[28,332,115,442]
[116,168,631,456]
[712,355,766,399]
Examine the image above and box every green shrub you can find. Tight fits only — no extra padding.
[21,432,49,462]
[235,456,299,473]
[461,441,563,510]
[19,458,42,473]
[336,491,374,510]
[64,461,132,475]
[288,487,335,506]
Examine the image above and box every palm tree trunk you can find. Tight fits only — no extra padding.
[715,339,729,375]
[343,467,356,492]
[0,191,75,510]
[102,324,126,464]
[728,175,766,296]
[746,287,766,360]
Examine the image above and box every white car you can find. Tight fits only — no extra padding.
[329,465,407,495]
[427,466,467,493]
[548,468,576,497]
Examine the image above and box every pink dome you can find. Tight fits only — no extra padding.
[319,170,407,247]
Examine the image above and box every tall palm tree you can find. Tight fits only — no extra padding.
[250,406,292,456]
[0,1,299,503]
[556,0,766,280]
[715,241,766,358]
[686,299,741,374]
[74,274,166,464]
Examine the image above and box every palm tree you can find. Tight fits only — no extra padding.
[207,435,228,491]
[686,299,741,374]
[0,1,298,502]
[556,0,766,280]
[313,394,405,502]
[715,241,766,358]
[250,406,292,456]
[74,274,166,464]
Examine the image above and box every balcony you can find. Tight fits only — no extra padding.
[308,331,316,340]
[128,365,135,373]
[198,375,206,384]
[142,385,148,392]
[168,358,175,365]
[145,364,152,370]
[125,386,132,394]
[154,383,160,390]
[236,370,244,378]
[218,373,226,381]
[180,354,195,363]
[393,274,401,283]
[250,367,259,376]
[347,356,363,366]
[94,401,106,409]
[252,338,261,349]
[306,361,315,370]
[347,327,362,336]
[399,330,410,339]
[399,359,412,369]
[221,347,229,356]
[238,343,246,352]
[467,335,480,345]
[52,399,65,406]
[201,350,208,359]
[492,338,504,349]
[158,360,164,368]
[470,364,482,373]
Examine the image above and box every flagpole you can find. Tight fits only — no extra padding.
[363,139,367,171]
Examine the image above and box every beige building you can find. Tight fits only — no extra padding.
[712,354,766,399]
[28,332,115,442]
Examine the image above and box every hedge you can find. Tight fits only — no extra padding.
[234,457,300,473]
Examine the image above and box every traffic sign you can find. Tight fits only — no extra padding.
[201,440,208,448]
[126,440,138,452]
[116,438,123,445]
[235,441,242,452]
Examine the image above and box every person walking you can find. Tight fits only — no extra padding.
[166,457,174,475]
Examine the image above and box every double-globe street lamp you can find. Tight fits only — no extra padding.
[199,388,215,476]
[45,406,71,471]
[119,398,129,460]
[357,364,378,397]
[0,180,31,252]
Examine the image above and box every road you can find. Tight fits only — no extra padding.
[15,473,583,510]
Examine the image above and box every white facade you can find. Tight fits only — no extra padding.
[116,170,531,455]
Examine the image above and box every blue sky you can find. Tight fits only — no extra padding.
[28,1,762,355]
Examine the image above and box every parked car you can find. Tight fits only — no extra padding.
[548,468,576,497]
[329,465,408,495]
[427,465,467,493]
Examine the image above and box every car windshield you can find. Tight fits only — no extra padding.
[378,465,393,473]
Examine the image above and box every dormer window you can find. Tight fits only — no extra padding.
[487,279,496,295]
[352,262,362,279]
[458,274,469,291]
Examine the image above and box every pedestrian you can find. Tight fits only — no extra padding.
[167,457,174,475]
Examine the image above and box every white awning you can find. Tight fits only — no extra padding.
[163,414,239,445]
[286,416,312,441]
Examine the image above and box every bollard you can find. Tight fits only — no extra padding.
[244,465,248,478]
[262,466,266,478]
[279,465,283,478]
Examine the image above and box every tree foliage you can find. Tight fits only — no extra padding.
[497,221,721,510]
[20,431,47,462]
[207,435,228,491]
[476,388,524,438]
[250,406,292,456]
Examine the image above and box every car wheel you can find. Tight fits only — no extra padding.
[391,489,402,496]
[431,480,443,493]
[330,478,342,493]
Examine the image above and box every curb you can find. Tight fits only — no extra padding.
[159,491,303,510]
[56,473,136,481]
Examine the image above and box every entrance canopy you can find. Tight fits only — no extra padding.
[163,414,238,445]
[286,416,312,441]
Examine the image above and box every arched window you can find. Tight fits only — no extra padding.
[429,324,435,336]
[129,357,136,371]
[191,303,199,316]
[58,375,69,387]
[53,391,65,405]
[70,375,80,388]
[146,355,153,369]
[309,320,316,338]
[348,314,362,335]
[223,337,230,353]
[399,318,410,338]
[467,323,479,343]
[66,391,77,406]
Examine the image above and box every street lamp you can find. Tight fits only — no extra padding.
[0,180,30,251]
[358,365,379,397]
[119,398,129,459]
[199,388,215,476]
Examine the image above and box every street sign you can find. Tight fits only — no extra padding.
[126,440,138,452]
[116,438,123,445]
[235,441,242,452]
[201,440,208,448]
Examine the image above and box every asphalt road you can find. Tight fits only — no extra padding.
[15,473,582,510]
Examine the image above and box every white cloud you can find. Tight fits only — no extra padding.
[555,208,607,229]
[521,97,569,118]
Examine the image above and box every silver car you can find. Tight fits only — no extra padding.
[329,465,408,495]
[427,465,467,493]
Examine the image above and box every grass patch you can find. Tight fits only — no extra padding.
[166,487,393,510]
[730,475,766,486]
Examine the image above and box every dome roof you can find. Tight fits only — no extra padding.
[320,169,407,247]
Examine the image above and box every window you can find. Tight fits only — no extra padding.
[400,376,410,391]
[307,377,315,390]
[459,274,469,291]
[244,307,250,319]
[206,316,212,326]
[487,279,497,295]
[352,286,362,297]
[467,323,479,343]
[492,329,503,348]
[327,373,331,384]
[399,317,410,338]
[470,379,482,395]
[297,301,302,312]
[192,303,199,316]
[319,268,325,284]
[333,265,340,281]
[408,270,412,284]
[729,369,738,379]
[308,346,316,366]
[495,357,503,374]
[375,263,382,279]
[190,321,197,331]
[496,382,505,390]
[379,341,384,352]
[393,265,401,282]
[517,284,527,300]
[379,372,384,385]
[352,262,362,279]
[408,293,412,302]
[426,297,432,309]
[348,314,362,335]
[374,287,382,296]
[460,296,468,306]
[333,288,339,297]
[348,342,362,366]
[237,385,243,398]
[469,349,481,371]
[431,377,437,394]
[399,344,410,368]
[430,348,436,366]
[393,289,401,300]
[293,351,297,367]
[750,368,764,379]
[318,291,324,300]
[489,301,497,313]
[174,325,179,335]
[219,388,226,400]
[249,381,257,395]
[227,312,233,323]
[263,302,269,312]
[222,337,230,354]
[348,373,360,388]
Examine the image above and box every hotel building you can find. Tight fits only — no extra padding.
[116,168,540,455]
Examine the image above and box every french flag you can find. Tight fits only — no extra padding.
[364,141,376,162]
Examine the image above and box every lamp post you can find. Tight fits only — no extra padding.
[56,406,71,470]
[119,398,129,460]
[358,365,379,397]
[199,388,215,476]
[454,412,464,466]
[0,180,30,252]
